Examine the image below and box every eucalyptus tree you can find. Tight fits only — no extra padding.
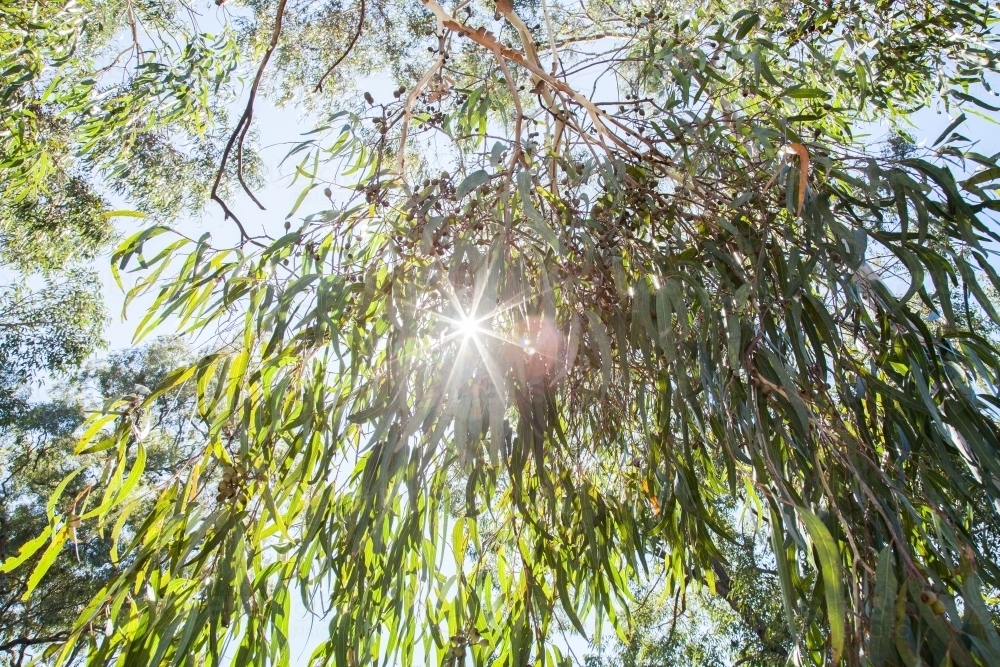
[5,1,1000,666]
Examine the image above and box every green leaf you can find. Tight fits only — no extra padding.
[456,169,489,200]
[46,467,84,520]
[800,508,845,664]
[22,528,68,600]
[932,113,966,147]
[100,209,147,219]
[784,87,830,100]
[770,508,798,636]
[869,546,897,667]
[0,526,52,573]
[585,311,613,391]
[286,183,317,219]
[734,13,759,40]
[951,90,1000,112]
[965,166,1000,188]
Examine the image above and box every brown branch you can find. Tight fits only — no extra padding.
[314,0,367,93]
[549,33,624,48]
[492,45,524,177]
[0,633,69,654]
[209,0,290,244]
[418,0,670,173]
[395,55,446,173]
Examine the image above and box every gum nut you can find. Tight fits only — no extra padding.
[478,639,489,647]
[324,187,332,197]
[223,466,236,475]
[222,473,234,483]
[932,600,946,615]
[218,481,229,492]
[225,487,237,498]
[216,493,226,502]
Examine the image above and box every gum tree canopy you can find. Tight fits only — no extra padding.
[5,0,1000,665]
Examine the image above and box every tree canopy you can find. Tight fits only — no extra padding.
[3,0,1000,666]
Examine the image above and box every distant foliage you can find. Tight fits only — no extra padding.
[0,271,107,412]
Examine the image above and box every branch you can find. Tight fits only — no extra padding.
[314,0,366,93]
[417,0,663,166]
[395,55,446,174]
[209,0,289,244]
[492,45,525,175]
[0,633,69,654]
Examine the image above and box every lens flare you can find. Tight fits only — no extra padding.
[455,315,479,340]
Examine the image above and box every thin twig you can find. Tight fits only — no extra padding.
[209,0,290,244]
[493,45,524,178]
[314,0,367,93]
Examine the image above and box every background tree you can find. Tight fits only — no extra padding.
[0,338,197,666]
[0,272,106,422]
[4,0,1000,666]
[586,509,796,667]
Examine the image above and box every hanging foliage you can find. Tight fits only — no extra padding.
[4,0,1000,665]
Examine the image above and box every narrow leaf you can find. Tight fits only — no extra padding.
[869,546,897,667]
[800,508,845,663]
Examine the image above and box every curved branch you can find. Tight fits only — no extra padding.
[416,0,668,172]
[209,0,289,244]
[314,0,366,93]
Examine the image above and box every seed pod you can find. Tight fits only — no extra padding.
[223,466,236,476]
[218,481,229,493]
[932,599,946,615]
[216,492,226,502]
[364,92,374,105]
[222,472,234,483]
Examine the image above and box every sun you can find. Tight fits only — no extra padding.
[454,314,480,340]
